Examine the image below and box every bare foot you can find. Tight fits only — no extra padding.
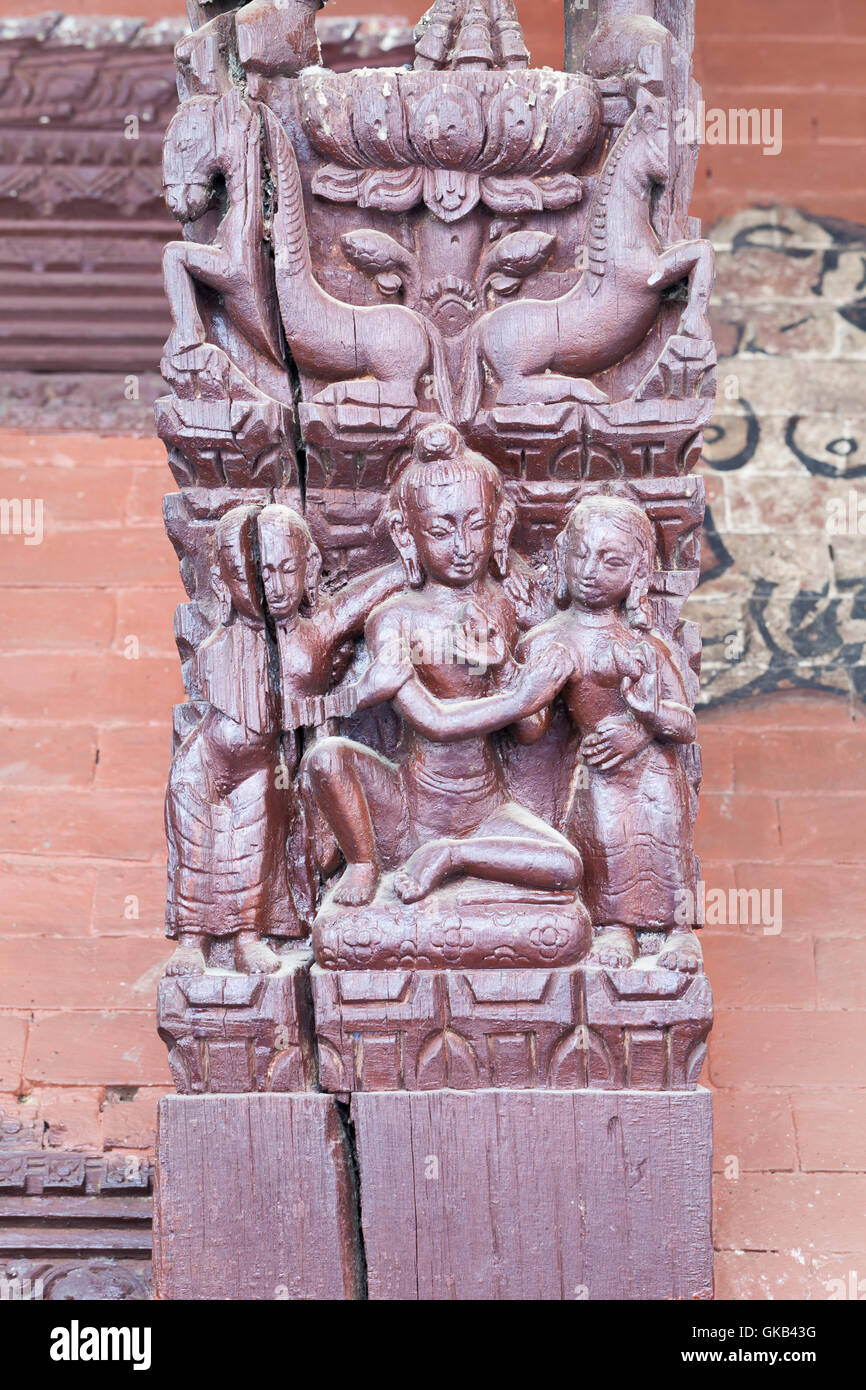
[394,842,455,903]
[165,943,206,976]
[658,928,702,974]
[235,938,281,974]
[332,861,379,906]
[586,925,637,969]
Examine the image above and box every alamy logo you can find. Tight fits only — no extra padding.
[674,881,782,934]
[674,102,783,156]
[396,616,500,675]
[0,1273,43,1299]
[0,497,43,545]
[49,1321,152,1372]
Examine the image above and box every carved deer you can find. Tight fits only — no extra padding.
[161,88,286,396]
[261,106,456,420]
[459,89,714,419]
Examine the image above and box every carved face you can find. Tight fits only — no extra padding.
[406,478,496,588]
[564,513,640,610]
[162,99,222,222]
[164,180,211,221]
[636,89,670,187]
[215,507,262,624]
[258,518,308,620]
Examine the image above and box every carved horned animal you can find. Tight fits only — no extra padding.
[161,87,288,400]
[459,90,715,420]
[261,106,456,420]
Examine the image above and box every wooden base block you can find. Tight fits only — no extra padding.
[157,953,316,1095]
[351,1088,713,1300]
[153,1093,362,1300]
[312,964,712,1093]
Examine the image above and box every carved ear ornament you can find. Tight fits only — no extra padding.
[304,541,323,608]
[491,496,516,579]
[553,526,571,609]
[387,508,425,588]
[625,571,654,632]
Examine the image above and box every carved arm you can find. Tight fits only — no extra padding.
[317,562,406,648]
[390,642,573,743]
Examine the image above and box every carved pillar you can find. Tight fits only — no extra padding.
[153,0,715,1300]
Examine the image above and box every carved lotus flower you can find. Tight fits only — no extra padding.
[528,916,572,960]
[300,68,602,223]
[431,914,475,961]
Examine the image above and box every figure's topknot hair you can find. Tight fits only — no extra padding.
[256,501,313,547]
[391,422,503,514]
[413,421,462,464]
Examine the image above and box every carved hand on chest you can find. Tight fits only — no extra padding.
[613,639,660,719]
[398,597,508,695]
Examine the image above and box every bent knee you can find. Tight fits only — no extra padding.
[299,736,346,786]
[552,840,583,891]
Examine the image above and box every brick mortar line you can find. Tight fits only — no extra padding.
[3,1006,162,1016]
[0,718,175,725]
[0,853,164,865]
[0,585,182,592]
[0,935,165,941]
[697,36,866,44]
[0,789,168,800]
[0,857,164,867]
[712,299,866,307]
[712,1006,866,1013]
[697,87,866,98]
[711,1005,866,1012]
[702,939,854,948]
[712,1168,866,1176]
[706,138,866,147]
[709,1084,866,1092]
[0,523,169,532]
[712,1251,851,1264]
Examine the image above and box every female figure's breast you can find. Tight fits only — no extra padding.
[562,625,628,733]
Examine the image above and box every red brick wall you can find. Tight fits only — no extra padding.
[2,439,864,1296]
[698,694,866,1297]
[0,433,178,1164]
[692,0,866,228]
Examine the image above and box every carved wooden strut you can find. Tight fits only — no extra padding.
[153,0,716,1302]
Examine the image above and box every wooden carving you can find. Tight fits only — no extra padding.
[157,0,714,1097]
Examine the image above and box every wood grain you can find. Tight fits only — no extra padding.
[153,1093,362,1300]
[352,1087,713,1300]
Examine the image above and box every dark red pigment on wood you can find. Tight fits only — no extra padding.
[154,0,716,1301]
[152,1093,362,1299]
[352,1089,713,1300]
